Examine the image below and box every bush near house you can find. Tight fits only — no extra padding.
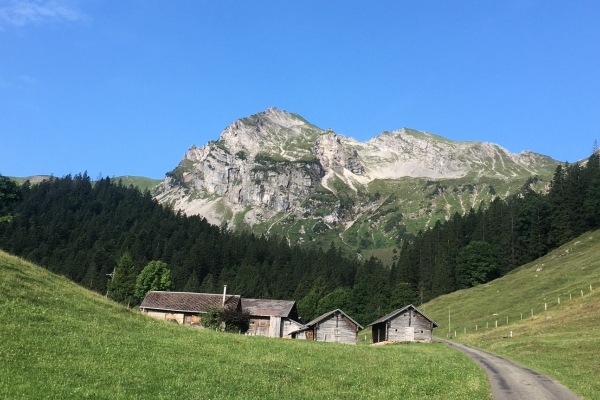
[202,307,251,333]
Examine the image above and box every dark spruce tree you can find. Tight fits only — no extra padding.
[107,252,137,306]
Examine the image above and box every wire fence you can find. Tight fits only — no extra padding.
[445,283,596,338]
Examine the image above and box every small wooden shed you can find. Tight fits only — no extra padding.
[290,309,363,345]
[368,304,438,344]
[241,298,301,338]
[139,291,241,326]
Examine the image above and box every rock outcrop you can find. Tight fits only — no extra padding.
[155,107,558,248]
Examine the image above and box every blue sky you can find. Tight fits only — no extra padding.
[1,1,599,179]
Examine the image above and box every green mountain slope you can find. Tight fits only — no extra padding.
[421,230,600,399]
[9,175,161,193]
[0,250,490,399]
[113,175,161,192]
[10,175,52,185]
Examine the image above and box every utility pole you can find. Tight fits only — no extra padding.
[448,308,451,338]
[106,268,115,297]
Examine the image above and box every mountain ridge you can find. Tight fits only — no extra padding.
[155,107,559,250]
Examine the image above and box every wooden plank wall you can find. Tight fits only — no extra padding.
[269,316,282,338]
[247,317,270,336]
[315,313,358,345]
[282,319,303,337]
[412,313,433,342]
[145,310,185,324]
[388,310,410,342]
[184,314,200,326]
[387,309,433,343]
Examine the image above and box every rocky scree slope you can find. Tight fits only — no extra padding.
[155,107,558,251]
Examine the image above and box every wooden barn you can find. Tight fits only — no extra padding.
[290,309,363,345]
[139,290,241,326]
[241,298,301,338]
[368,304,438,344]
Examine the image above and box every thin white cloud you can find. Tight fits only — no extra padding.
[19,74,35,84]
[0,0,87,27]
[0,74,38,90]
[18,74,37,88]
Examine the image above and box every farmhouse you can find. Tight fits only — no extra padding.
[368,304,438,344]
[290,309,363,345]
[139,290,241,326]
[241,298,301,338]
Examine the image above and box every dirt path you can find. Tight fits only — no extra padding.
[436,338,580,400]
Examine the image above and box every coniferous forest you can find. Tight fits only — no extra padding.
[1,152,599,325]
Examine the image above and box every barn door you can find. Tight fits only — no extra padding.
[405,327,414,342]
[333,328,341,342]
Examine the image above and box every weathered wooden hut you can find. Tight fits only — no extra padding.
[368,304,438,344]
[241,298,300,338]
[139,291,241,326]
[290,309,363,345]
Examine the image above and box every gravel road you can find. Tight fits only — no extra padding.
[436,338,581,400]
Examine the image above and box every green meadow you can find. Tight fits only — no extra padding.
[0,250,490,399]
[421,229,600,400]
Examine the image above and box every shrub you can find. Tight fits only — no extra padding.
[201,307,250,333]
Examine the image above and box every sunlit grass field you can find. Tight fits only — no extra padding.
[0,250,490,399]
[421,229,600,400]
[113,175,161,192]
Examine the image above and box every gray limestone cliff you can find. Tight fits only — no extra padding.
[155,107,558,248]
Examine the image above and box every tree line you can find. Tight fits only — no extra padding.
[0,174,395,324]
[390,151,600,303]
[1,151,599,325]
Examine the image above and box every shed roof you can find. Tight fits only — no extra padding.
[139,291,241,314]
[367,304,438,328]
[241,298,297,318]
[294,309,363,332]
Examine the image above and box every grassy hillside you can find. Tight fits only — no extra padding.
[113,175,161,192]
[8,175,160,192]
[0,250,490,399]
[10,175,52,185]
[421,229,600,399]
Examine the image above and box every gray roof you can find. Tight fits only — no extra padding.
[139,291,241,313]
[294,309,363,332]
[367,304,438,328]
[241,298,297,318]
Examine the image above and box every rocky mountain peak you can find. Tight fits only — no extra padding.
[213,108,322,161]
[156,108,559,250]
